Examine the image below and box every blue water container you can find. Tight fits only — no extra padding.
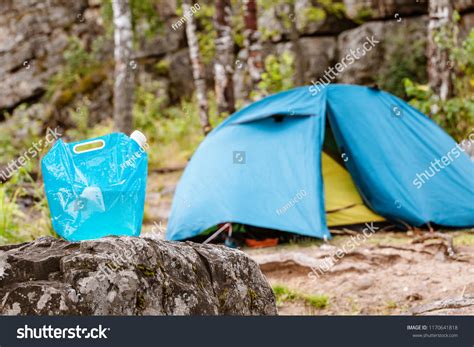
[42,131,148,241]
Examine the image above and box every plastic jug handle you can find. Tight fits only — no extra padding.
[72,139,105,154]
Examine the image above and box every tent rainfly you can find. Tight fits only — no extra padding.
[166,85,474,241]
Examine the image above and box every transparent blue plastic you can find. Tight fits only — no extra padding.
[42,133,148,241]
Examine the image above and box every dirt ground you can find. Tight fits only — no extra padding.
[246,231,474,315]
[144,172,474,316]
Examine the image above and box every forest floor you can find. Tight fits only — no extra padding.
[247,231,474,315]
[144,172,474,315]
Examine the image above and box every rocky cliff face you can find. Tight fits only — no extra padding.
[0,0,102,112]
[0,237,277,315]
[0,0,473,119]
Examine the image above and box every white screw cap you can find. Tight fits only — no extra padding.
[130,130,147,149]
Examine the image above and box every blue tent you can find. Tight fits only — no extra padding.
[166,85,474,241]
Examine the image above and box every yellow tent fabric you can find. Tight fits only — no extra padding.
[322,152,385,226]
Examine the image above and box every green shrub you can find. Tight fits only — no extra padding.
[65,102,113,141]
[353,6,373,24]
[404,79,474,141]
[255,51,295,98]
[404,22,474,141]
[102,0,165,39]
[376,31,427,98]
[194,3,217,64]
[258,0,345,39]
[133,80,223,168]
[0,104,46,163]
[155,59,170,76]
[230,0,245,48]
[47,37,105,101]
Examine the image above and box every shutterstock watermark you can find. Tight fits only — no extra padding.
[308,35,380,96]
[308,222,379,280]
[120,142,149,170]
[276,189,307,215]
[17,325,109,339]
[0,127,62,182]
[171,3,200,31]
[413,129,474,189]
[144,219,167,240]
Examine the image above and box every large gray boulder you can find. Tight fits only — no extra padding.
[336,16,428,85]
[0,237,276,315]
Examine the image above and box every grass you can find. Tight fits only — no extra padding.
[327,232,412,249]
[386,300,398,309]
[305,294,330,309]
[287,237,324,248]
[0,167,56,246]
[328,230,474,249]
[347,296,360,315]
[0,185,23,244]
[273,284,329,310]
[453,231,474,246]
[363,232,412,246]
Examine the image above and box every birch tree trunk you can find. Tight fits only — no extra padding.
[428,0,454,101]
[183,0,212,135]
[243,0,264,99]
[288,2,304,86]
[112,0,135,134]
[214,0,235,115]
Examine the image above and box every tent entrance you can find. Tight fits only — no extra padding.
[322,119,384,227]
[321,152,385,226]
